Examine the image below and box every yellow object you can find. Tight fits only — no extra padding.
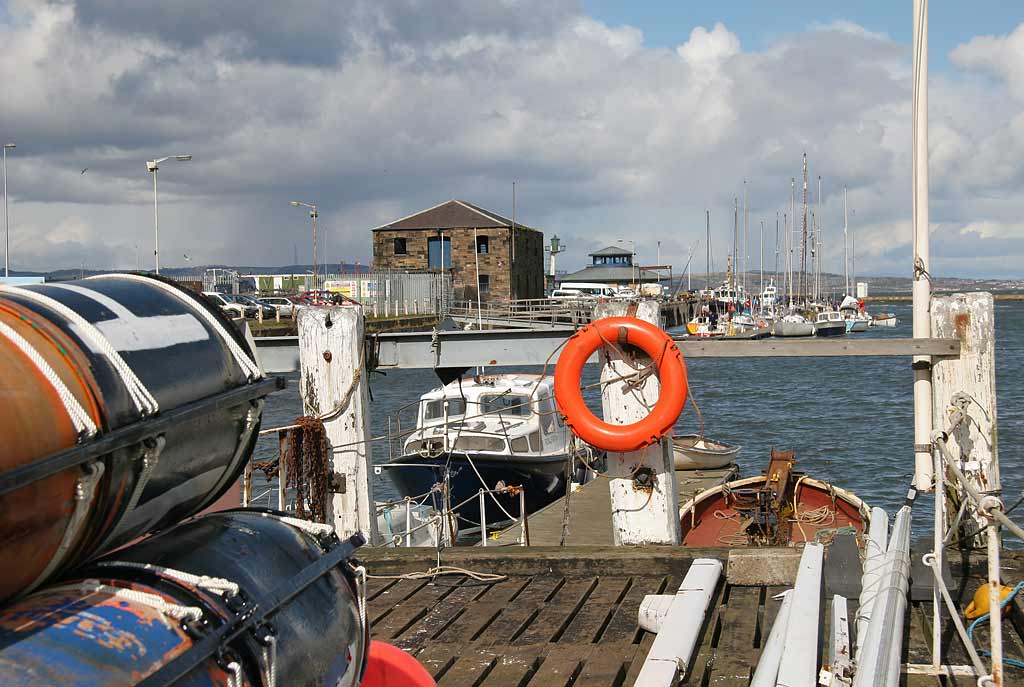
[964,583,1015,619]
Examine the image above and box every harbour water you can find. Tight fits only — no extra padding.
[253,299,1024,539]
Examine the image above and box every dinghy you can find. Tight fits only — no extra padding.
[672,434,740,470]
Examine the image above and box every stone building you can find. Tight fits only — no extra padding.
[372,199,544,301]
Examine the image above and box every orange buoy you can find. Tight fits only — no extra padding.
[361,640,437,687]
[553,316,687,453]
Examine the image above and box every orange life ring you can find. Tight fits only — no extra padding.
[361,640,437,687]
[554,317,687,453]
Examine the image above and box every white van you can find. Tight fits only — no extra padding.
[558,282,619,299]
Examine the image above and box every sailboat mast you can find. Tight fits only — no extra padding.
[800,153,808,305]
[733,197,738,293]
[706,209,711,290]
[759,218,764,301]
[817,174,823,303]
[774,211,780,288]
[844,186,850,295]
[743,180,748,301]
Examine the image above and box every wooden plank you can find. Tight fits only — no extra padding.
[369,579,430,625]
[557,576,633,644]
[708,586,761,687]
[575,646,636,687]
[473,576,568,648]
[677,337,960,358]
[525,649,586,687]
[512,577,599,646]
[437,648,500,687]
[372,578,468,640]
[598,575,671,645]
[414,644,461,682]
[432,577,534,645]
[477,651,545,687]
[393,582,494,652]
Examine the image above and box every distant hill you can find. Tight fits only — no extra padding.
[665,271,1024,295]
[7,263,371,282]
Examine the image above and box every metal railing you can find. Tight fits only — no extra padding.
[926,394,1022,687]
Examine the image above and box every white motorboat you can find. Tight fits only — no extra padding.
[813,310,847,337]
[381,373,591,525]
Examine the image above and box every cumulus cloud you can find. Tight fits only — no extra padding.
[1,1,1023,278]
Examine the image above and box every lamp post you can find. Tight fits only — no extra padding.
[146,154,192,274]
[3,143,15,278]
[290,201,319,293]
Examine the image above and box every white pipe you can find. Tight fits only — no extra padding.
[911,0,934,490]
[856,506,889,659]
[830,595,852,680]
[750,591,792,687]
[852,506,912,687]
[987,518,1003,685]
[776,542,824,687]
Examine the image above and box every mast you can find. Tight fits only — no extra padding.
[911,0,933,491]
[817,174,823,303]
[759,218,764,301]
[800,153,808,305]
[844,186,850,296]
[706,209,711,290]
[774,211,780,289]
[732,197,738,293]
[743,180,748,301]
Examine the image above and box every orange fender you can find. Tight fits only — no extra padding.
[361,640,436,687]
[554,317,687,453]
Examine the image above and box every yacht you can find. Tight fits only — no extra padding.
[839,295,871,332]
[381,374,592,526]
[773,312,815,337]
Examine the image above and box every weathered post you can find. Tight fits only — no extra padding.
[297,305,379,543]
[930,292,998,547]
[593,300,680,545]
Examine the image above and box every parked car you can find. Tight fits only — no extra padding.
[230,294,276,319]
[259,296,300,317]
[551,288,591,300]
[202,291,254,319]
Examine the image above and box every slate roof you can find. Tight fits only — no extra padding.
[373,199,537,231]
[589,246,633,257]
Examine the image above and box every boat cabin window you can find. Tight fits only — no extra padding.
[480,393,531,417]
[509,432,542,453]
[537,395,558,433]
[422,397,466,422]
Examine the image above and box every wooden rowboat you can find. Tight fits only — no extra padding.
[672,434,740,470]
[678,449,869,547]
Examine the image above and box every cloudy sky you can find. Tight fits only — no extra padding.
[2,1,1023,277]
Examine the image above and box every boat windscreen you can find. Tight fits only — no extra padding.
[480,394,531,417]
[423,397,466,421]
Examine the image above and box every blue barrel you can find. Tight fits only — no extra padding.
[0,509,367,686]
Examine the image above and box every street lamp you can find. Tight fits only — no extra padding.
[146,154,192,274]
[3,143,15,278]
[290,201,319,292]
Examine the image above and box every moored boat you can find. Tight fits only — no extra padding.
[871,312,899,327]
[381,373,592,526]
[679,450,868,546]
[672,434,740,470]
[813,310,847,337]
[773,312,815,337]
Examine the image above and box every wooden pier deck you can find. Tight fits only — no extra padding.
[359,546,1024,687]
[490,466,738,546]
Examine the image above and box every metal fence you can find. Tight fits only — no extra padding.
[236,269,452,316]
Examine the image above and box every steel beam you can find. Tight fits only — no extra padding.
[253,331,961,373]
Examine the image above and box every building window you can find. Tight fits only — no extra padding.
[478,274,490,295]
[393,237,407,255]
[427,236,452,269]
[476,235,489,254]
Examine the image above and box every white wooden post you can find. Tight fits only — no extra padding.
[931,292,998,547]
[593,299,680,545]
[297,306,379,543]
